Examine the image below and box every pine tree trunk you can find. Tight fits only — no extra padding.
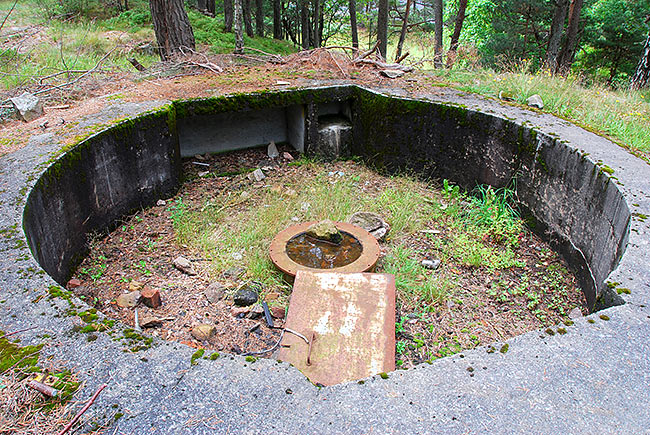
[377,0,388,59]
[348,0,358,49]
[557,0,583,75]
[243,0,254,37]
[301,0,309,49]
[631,30,650,90]
[224,0,234,32]
[149,0,195,61]
[446,0,467,68]
[234,0,244,53]
[255,0,264,36]
[433,0,443,68]
[313,0,320,47]
[546,0,569,72]
[395,0,412,61]
[273,0,282,39]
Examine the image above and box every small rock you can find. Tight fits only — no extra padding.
[498,91,514,101]
[247,304,265,319]
[282,152,294,161]
[422,259,441,270]
[140,315,163,328]
[204,282,226,303]
[116,291,141,308]
[276,80,291,85]
[305,220,342,244]
[284,188,298,197]
[248,168,266,182]
[129,280,145,292]
[173,256,196,275]
[141,287,161,308]
[156,199,166,206]
[194,154,206,161]
[231,252,243,261]
[349,211,390,241]
[10,92,44,122]
[267,141,279,159]
[191,324,216,341]
[231,306,251,317]
[67,278,81,289]
[300,202,310,212]
[569,308,583,319]
[234,285,259,307]
[223,267,246,280]
[527,94,544,109]
[379,69,405,79]
[270,306,286,319]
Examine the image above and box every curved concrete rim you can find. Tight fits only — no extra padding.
[1,83,649,433]
[269,221,381,277]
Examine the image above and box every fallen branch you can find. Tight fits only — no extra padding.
[353,40,380,62]
[395,51,410,64]
[57,383,108,435]
[128,57,146,72]
[28,380,60,397]
[0,326,37,340]
[242,47,285,64]
[354,58,414,72]
[178,47,223,74]
[326,49,346,77]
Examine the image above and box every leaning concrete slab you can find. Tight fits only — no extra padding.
[278,271,396,385]
[1,84,649,433]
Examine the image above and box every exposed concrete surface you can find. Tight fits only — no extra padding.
[1,84,649,433]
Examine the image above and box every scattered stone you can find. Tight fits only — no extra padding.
[569,308,583,319]
[129,280,145,292]
[231,252,243,261]
[194,154,206,161]
[247,304,265,319]
[234,285,259,307]
[191,324,216,341]
[276,80,291,85]
[267,141,279,159]
[67,278,81,289]
[173,256,197,275]
[282,152,294,161]
[305,220,342,244]
[422,259,441,270]
[204,283,226,303]
[379,69,405,79]
[10,92,44,122]
[270,306,286,319]
[140,315,164,328]
[223,267,246,280]
[198,171,209,177]
[248,168,266,182]
[420,229,441,235]
[349,212,390,241]
[156,199,166,206]
[231,306,250,317]
[527,94,544,109]
[116,291,141,308]
[141,287,161,308]
[300,202,311,212]
[498,91,514,101]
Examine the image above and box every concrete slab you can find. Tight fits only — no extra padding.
[278,271,396,385]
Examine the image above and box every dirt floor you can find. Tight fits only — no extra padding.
[71,146,587,368]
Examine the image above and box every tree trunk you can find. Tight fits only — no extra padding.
[149,0,195,62]
[433,0,443,68]
[234,0,244,53]
[557,0,583,75]
[546,0,569,72]
[197,0,207,12]
[313,0,320,47]
[395,0,412,61]
[243,0,254,37]
[301,0,309,49]
[224,0,234,32]
[273,0,282,39]
[377,0,388,59]
[255,0,264,36]
[348,0,358,49]
[631,30,650,90]
[446,0,467,68]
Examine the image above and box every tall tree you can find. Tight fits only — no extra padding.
[349,0,358,49]
[273,0,282,39]
[631,28,650,89]
[243,0,254,37]
[224,0,234,32]
[433,0,443,67]
[395,0,412,61]
[313,0,321,47]
[377,0,388,59]
[300,0,309,49]
[149,0,195,61]
[546,0,569,71]
[446,0,467,67]
[557,0,584,75]
[234,0,244,53]
[255,0,264,36]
